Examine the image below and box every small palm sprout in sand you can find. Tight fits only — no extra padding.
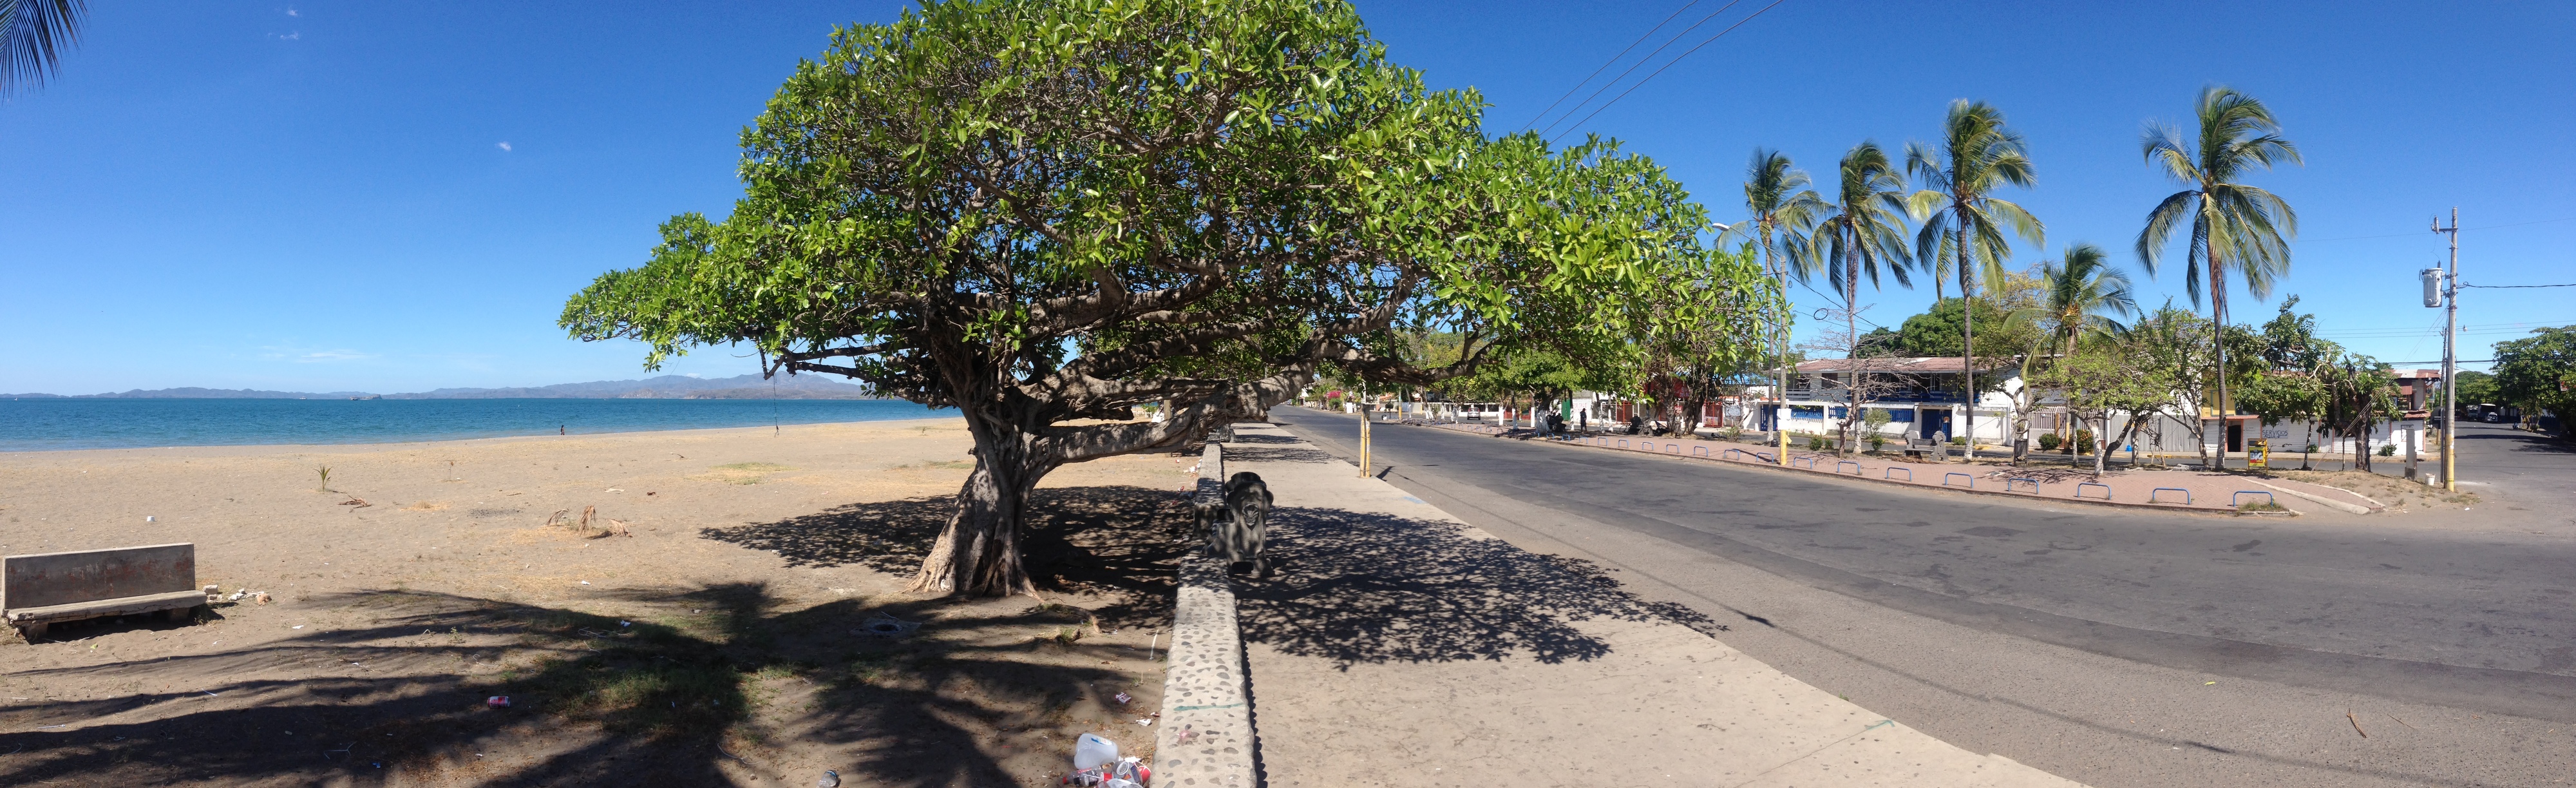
[315,465,332,492]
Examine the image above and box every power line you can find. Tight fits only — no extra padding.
[1550,0,1792,145]
[2295,216,2576,243]
[1534,0,1745,139]
[2461,282,2576,289]
[1520,1,1702,131]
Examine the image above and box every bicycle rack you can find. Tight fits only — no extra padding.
[1884,467,1912,481]
[1617,439,1629,449]
[2076,482,2112,501]
[2005,477,2040,493]
[2150,487,2192,505]
[1837,460,1861,475]
[1693,446,1710,457]
[2231,490,2276,507]
[1943,472,1974,488]
[1724,448,1746,460]
[1665,443,1681,454]
[1792,456,1819,469]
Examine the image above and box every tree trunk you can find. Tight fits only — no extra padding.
[911,420,1050,597]
[1957,226,1976,463]
[2093,418,2110,476]
[2208,238,2230,471]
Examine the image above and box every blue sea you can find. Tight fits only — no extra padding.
[0,398,949,452]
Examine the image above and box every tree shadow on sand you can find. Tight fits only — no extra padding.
[700,485,1193,629]
[0,582,1141,787]
[1231,504,1721,669]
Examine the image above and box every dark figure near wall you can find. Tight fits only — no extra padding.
[1211,471,1272,578]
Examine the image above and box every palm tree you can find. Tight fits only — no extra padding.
[2029,244,2137,359]
[1716,149,1824,461]
[2018,243,2136,457]
[1807,141,1913,454]
[3,0,88,95]
[1907,100,2043,461]
[2136,86,2301,461]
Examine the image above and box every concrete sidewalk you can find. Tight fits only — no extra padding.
[1223,421,2086,787]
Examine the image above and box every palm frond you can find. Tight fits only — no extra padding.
[1,0,86,95]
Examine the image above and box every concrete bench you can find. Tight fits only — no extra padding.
[5,543,205,641]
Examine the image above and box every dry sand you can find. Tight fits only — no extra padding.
[0,419,1200,786]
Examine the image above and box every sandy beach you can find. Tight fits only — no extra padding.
[0,418,1197,786]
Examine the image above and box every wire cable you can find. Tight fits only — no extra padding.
[1519,0,1701,131]
[1534,0,1744,139]
[1549,0,1792,144]
[2459,282,2576,289]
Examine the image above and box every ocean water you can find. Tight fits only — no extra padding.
[0,398,948,452]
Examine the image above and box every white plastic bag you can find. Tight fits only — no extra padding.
[1073,733,1119,770]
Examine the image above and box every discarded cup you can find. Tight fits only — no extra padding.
[1072,732,1118,769]
[1113,691,1132,705]
[486,696,511,708]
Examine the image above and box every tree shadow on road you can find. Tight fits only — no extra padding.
[1220,432,1339,465]
[1231,505,1719,669]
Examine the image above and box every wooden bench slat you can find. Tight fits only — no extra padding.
[7,590,207,624]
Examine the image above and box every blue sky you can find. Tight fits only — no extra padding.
[3,1,2570,394]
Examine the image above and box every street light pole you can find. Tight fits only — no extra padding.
[2434,207,2459,492]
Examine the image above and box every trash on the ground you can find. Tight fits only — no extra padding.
[1113,691,1132,705]
[2204,681,2217,685]
[1135,717,1153,726]
[856,614,921,637]
[817,769,840,788]
[486,696,511,708]
[1170,726,1198,745]
[620,620,631,628]
[290,624,304,629]
[255,592,271,604]
[146,516,155,523]
[1063,755,1150,787]
[579,581,591,585]
[339,497,372,508]
[1072,732,1119,769]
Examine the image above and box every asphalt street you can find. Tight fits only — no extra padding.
[1273,408,2576,788]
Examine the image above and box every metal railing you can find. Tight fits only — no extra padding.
[2150,487,2192,505]
[2076,482,2112,500]
[1836,460,1861,475]
[1943,472,1974,488]
[1884,467,1912,481]
[2004,477,2039,494]
[2231,490,2276,507]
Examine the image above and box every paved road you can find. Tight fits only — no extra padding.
[2450,422,2576,511]
[1274,408,2576,788]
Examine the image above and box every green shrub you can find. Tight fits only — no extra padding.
[2038,433,2063,451]
[2377,443,2396,457]
[2071,428,2094,455]
[1807,436,1829,452]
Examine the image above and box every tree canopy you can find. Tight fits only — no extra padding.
[560,0,1768,595]
[2492,327,2576,419]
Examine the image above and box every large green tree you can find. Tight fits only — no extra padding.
[2136,86,2302,439]
[1807,141,1914,447]
[561,0,1744,595]
[1908,100,2043,460]
[2491,327,2576,421]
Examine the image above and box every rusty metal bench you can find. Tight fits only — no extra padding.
[6,543,205,642]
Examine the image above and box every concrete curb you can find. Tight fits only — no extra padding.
[1154,442,1260,786]
[2248,479,2374,514]
[1438,423,2278,517]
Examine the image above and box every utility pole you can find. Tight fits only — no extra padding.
[2433,208,2459,492]
[1358,383,1372,478]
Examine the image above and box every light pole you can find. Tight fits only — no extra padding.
[2431,208,2459,491]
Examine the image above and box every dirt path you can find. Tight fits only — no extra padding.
[0,419,1193,786]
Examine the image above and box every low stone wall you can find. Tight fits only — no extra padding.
[1155,441,1260,785]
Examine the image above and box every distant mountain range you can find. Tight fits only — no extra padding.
[4,374,880,400]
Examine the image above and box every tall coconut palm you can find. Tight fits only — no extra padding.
[1807,141,1913,453]
[2136,86,2301,455]
[1716,149,1824,462]
[3,0,87,95]
[1906,100,2043,461]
